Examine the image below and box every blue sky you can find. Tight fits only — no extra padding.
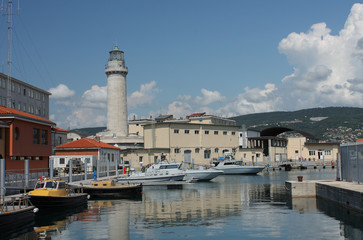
[0,0,362,129]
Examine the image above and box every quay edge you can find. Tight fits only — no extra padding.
[286,180,363,213]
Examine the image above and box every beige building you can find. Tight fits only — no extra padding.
[287,137,339,163]
[122,114,239,170]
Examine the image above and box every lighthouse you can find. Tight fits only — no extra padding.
[105,45,128,137]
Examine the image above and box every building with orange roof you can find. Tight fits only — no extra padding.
[52,137,120,174]
[0,105,55,173]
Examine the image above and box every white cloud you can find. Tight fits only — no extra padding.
[128,81,160,109]
[278,3,363,109]
[195,89,226,105]
[219,83,282,116]
[167,101,193,118]
[81,85,107,108]
[49,84,75,99]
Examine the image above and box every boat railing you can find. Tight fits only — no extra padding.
[0,194,32,213]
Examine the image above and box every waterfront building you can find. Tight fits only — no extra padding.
[52,137,120,173]
[51,127,69,155]
[0,72,50,119]
[121,114,239,170]
[0,105,55,173]
[287,136,339,163]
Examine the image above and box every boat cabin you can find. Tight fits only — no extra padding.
[29,179,67,197]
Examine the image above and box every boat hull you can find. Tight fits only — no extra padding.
[82,184,142,199]
[118,174,185,183]
[215,166,265,175]
[185,170,223,181]
[29,193,88,209]
[0,206,35,233]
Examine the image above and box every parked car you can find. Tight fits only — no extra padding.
[64,160,85,174]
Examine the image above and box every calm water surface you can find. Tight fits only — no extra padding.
[3,168,363,240]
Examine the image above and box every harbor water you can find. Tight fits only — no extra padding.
[2,168,363,240]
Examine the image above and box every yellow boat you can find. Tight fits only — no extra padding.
[28,178,88,209]
[81,180,142,199]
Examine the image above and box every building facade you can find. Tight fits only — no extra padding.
[122,114,240,170]
[0,105,55,172]
[287,137,339,162]
[52,138,121,173]
[0,73,50,119]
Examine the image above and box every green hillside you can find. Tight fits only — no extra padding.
[230,107,363,141]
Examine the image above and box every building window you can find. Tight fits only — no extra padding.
[240,133,242,137]
[223,131,227,135]
[60,158,65,164]
[195,130,199,134]
[205,131,209,135]
[184,130,189,134]
[309,151,315,156]
[215,148,219,153]
[295,150,299,154]
[41,130,47,145]
[232,132,236,135]
[33,128,40,144]
[174,129,179,134]
[325,150,331,155]
[139,156,143,163]
[14,127,19,140]
[23,88,26,96]
[204,150,211,159]
[195,148,199,153]
[174,148,180,153]
[214,131,218,135]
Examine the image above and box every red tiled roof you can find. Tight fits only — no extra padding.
[56,138,120,150]
[53,126,69,132]
[0,105,54,124]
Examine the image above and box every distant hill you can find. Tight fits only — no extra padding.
[70,107,363,142]
[230,107,363,141]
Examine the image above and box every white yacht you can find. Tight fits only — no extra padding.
[117,161,185,183]
[214,152,265,175]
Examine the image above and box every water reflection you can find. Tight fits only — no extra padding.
[3,169,363,239]
[317,198,363,239]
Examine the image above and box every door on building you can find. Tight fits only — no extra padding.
[318,151,323,160]
[184,150,191,165]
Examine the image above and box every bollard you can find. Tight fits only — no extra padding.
[297,176,303,182]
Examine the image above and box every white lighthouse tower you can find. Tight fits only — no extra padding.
[105,45,128,137]
[97,46,143,148]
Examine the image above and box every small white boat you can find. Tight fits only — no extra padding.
[184,167,223,181]
[214,152,265,175]
[118,161,185,183]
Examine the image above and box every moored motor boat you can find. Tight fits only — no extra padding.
[80,180,142,199]
[214,152,265,175]
[0,196,38,234]
[118,161,185,183]
[28,178,88,209]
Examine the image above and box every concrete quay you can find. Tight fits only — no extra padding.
[286,180,363,213]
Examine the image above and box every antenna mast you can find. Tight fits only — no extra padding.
[1,0,19,108]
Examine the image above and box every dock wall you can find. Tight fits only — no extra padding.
[286,180,363,213]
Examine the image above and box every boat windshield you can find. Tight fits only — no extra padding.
[159,164,179,169]
[35,182,45,189]
[58,182,66,189]
[45,181,58,189]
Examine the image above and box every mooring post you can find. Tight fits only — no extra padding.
[84,158,88,181]
[0,158,5,197]
[49,157,54,179]
[69,159,73,183]
[24,159,29,188]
